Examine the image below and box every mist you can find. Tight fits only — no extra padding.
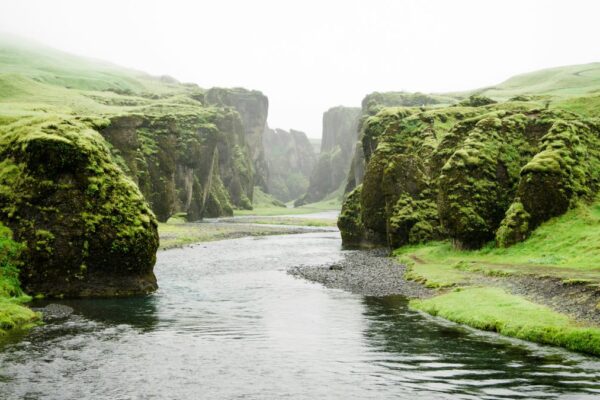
[1,0,599,136]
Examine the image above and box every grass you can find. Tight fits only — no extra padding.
[396,198,600,355]
[396,197,600,287]
[158,220,319,250]
[552,94,600,118]
[0,223,39,339]
[234,194,341,217]
[411,287,600,356]
[234,217,336,227]
[445,63,600,101]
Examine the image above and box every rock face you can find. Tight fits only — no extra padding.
[0,116,159,297]
[338,99,600,249]
[0,38,274,299]
[263,127,316,202]
[101,106,252,221]
[205,88,270,191]
[345,92,445,194]
[296,106,361,205]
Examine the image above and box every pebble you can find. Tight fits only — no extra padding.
[288,249,431,298]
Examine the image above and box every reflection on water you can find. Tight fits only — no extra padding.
[1,232,600,399]
[31,296,159,331]
[362,296,600,399]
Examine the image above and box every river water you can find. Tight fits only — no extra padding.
[1,231,600,399]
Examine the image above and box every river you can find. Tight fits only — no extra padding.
[1,231,600,399]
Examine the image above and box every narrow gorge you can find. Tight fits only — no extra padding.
[3,16,600,399]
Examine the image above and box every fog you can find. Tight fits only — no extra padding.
[1,0,599,137]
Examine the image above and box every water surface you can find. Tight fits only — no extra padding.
[1,231,600,399]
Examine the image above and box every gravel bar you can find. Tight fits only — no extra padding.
[288,248,432,298]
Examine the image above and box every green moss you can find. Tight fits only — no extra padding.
[341,100,600,251]
[517,119,600,230]
[458,95,497,107]
[338,185,366,247]
[496,201,531,247]
[388,195,440,247]
[0,222,39,337]
[0,115,159,297]
[411,287,600,356]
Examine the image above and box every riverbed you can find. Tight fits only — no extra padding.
[1,231,600,399]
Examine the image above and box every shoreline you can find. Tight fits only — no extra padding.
[289,247,600,357]
[158,219,337,250]
[289,249,432,298]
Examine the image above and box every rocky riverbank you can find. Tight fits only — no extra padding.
[290,243,600,356]
[288,249,431,298]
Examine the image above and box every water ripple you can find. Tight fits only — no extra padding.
[1,232,600,399]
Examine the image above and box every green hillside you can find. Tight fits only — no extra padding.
[0,34,205,120]
[478,62,600,99]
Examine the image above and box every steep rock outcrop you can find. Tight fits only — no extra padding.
[205,88,269,191]
[101,105,252,221]
[296,106,361,205]
[263,127,316,202]
[0,116,158,297]
[338,101,600,250]
[345,92,447,193]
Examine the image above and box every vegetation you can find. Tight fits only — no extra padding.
[0,35,283,300]
[466,62,600,100]
[411,287,600,356]
[339,66,600,355]
[0,115,159,297]
[0,222,39,338]
[339,100,600,250]
[0,36,261,224]
[263,128,316,203]
[157,221,301,249]
[397,196,600,283]
[235,200,340,217]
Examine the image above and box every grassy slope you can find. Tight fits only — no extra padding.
[396,197,600,287]
[397,198,600,355]
[479,63,600,99]
[0,34,207,124]
[234,185,341,216]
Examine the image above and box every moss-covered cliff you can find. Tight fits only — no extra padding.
[296,106,361,206]
[205,87,269,192]
[0,115,159,296]
[345,91,453,194]
[338,99,600,250]
[101,105,253,221]
[263,127,316,202]
[0,37,270,297]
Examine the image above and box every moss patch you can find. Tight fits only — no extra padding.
[339,102,600,250]
[0,222,39,338]
[0,115,159,297]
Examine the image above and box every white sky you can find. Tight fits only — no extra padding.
[1,0,599,138]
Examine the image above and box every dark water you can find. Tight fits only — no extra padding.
[1,232,600,399]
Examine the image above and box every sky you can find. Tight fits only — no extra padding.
[1,0,599,138]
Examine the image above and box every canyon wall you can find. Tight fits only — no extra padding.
[0,116,158,296]
[205,87,270,191]
[345,92,446,193]
[263,127,316,202]
[295,106,361,205]
[338,98,600,250]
